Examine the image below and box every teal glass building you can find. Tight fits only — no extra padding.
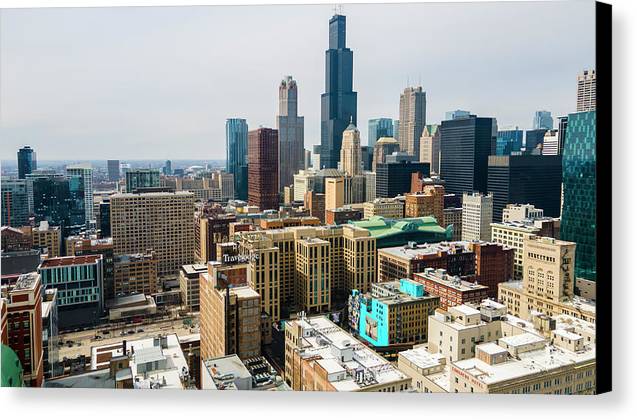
[560,111,596,281]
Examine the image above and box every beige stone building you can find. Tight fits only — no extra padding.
[404,185,444,225]
[363,198,404,219]
[284,315,411,392]
[444,207,462,241]
[199,262,260,361]
[179,263,207,312]
[110,191,195,278]
[339,123,362,176]
[325,177,345,211]
[491,221,541,279]
[295,238,331,314]
[113,252,158,296]
[31,221,61,258]
[498,236,595,323]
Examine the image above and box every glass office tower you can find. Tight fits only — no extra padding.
[226,118,249,198]
[560,110,596,281]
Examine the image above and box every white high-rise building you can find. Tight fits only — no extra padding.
[277,76,305,191]
[399,86,426,160]
[419,125,440,174]
[462,192,493,241]
[576,69,596,112]
[66,163,94,224]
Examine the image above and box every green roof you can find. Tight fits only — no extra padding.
[1,344,24,387]
[350,216,450,239]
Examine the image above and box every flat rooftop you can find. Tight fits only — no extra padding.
[291,316,408,391]
[400,347,445,370]
[40,255,101,268]
[379,241,471,260]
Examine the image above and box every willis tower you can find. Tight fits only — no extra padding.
[320,14,357,169]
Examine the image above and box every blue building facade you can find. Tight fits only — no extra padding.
[30,173,86,238]
[560,111,596,281]
[320,14,357,169]
[368,118,394,148]
[226,118,249,199]
[495,128,523,156]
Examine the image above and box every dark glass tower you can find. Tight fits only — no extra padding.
[320,14,357,169]
[560,111,596,281]
[31,173,86,238]
[226,118,249,198]
[17,146,37,179]
[487,154,562,222]
[439,115,497,196]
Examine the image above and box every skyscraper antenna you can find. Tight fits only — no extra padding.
[334,4,343,15]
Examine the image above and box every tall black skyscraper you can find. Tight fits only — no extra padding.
[320,14,357,169]
[487,154,562,222]
[439,115,496,196]
[17,146,37,179]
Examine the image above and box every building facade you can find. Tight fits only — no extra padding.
[277,76,305,191]
[248,128,279,211]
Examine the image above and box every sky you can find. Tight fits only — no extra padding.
[0,1,596,160]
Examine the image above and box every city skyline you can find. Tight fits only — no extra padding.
[1,2,594,160]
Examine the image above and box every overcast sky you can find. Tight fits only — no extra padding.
[0,1,595,160]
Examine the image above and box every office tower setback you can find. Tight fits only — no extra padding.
[2,273,44,387]
[487,154,562,222]
[462,192,493,241]
[420,124,440,174]
[339,123,362,176]
[110,191,195,278]
[533,110,554,130]
[399,86,426,159]
[17,146,37,179]
[576,69,596,112]
[226,118,249,199]
[277,76,305,191]
[107,160,120,182]
[372,137,400,171]
[376,156,429,198]
[560,111,596,281]
[495,128,523,156]
[524,129,547,152]
[368,118,394,149]
[125,169,160,193]
[1,178,29,227]
[248,128,279,211]
[439,115,497,195]
[320,14,357,169]
[65,164,94,223]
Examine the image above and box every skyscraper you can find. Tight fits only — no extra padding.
[1,178,29,227]
[368,118,393,148]
[248,128,279,211]
[439,115,497,196]
[461,192,493,242]
[226,118,249,198]
[163,160,172,175]
[320,14,357,169]
[107,160,120,182]
[398,86,427,160]
[376,156,429,199]
[110,191,195,277]
[339,122,361,176]
[533,110,554,130]
[560,110,596,281]
[576,69,596,112]
[17,146,37,179]
[65,164,94,223]
[30,173,86,238]
[277,76,305,191]
[525,129,548,152]
[487,154,562,222]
